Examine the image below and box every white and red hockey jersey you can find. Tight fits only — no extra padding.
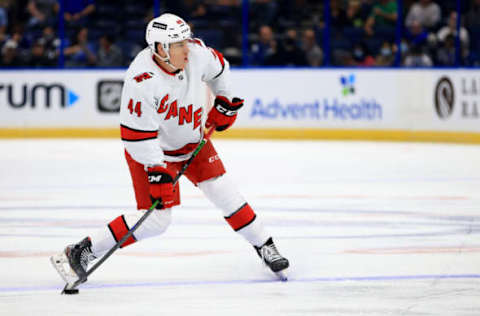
[120,39,231,166]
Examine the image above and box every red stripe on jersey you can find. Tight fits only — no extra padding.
[211,48,225,68]
[120,124,158,142]
[164,141,200,157]
[189,38,204,47]
[107,215,136,248]
[225,203,256,231]
[210,48,225,79]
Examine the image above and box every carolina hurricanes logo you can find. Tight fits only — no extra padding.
[134,72,153,83]
[156,94,202,130]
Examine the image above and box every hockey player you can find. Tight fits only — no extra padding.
[50,13,289,289]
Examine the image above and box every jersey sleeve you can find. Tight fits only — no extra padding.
[120,75,166,167]
[191,38,232,98]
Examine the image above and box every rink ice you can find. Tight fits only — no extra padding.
[0,138,479,315]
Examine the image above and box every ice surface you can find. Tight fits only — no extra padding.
[0,139,479,315]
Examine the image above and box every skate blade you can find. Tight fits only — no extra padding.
[50,252,78,285]
[275,269,288,282]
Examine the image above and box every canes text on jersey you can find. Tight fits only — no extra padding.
[155,94,202,130]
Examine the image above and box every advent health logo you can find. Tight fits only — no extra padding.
[250,73,383,121]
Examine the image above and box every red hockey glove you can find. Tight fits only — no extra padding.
[206,96,244,132]
[147,166,175,209]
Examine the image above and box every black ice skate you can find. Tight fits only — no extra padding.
[50,237,96,287]
[255,237,289,281]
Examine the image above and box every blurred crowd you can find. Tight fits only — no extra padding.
[0,0,479,68]
[327,0,479,67]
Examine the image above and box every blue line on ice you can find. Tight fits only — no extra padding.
[1,274,479,293]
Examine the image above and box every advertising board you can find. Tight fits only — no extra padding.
[0,68,478,142]
[232,69,402,129]
[426,71,480,132]
[0,70,124,127]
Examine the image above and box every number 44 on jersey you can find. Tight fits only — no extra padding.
[127,95,203,130]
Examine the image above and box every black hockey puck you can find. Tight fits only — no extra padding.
[63,289,79,295]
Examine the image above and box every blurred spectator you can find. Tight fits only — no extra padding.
[364,0,398,36]
[270,28,308,66]
[37,25,59,65]
[436,34,456,66]
[28,39,51,67]
[330,0,347,29]
[465,0,480,29]
[27,0,58,29]
[436,11,469,58]
[0,1,9,43]
[375,40,395,66]
[396,38,410,62]
[405,0,441,30]
[96,34,123,67]
[250,25,277,65]
[333,41,375,67]
[331,50,351,66]
[0,39,21,66]
[405,19,429,48]
[250,0,277,28]
[9,24,32,55]
[190,3,209,21]
[350,41,376,66]
[61,0,95,27]
[301,28,323,66]
[6,0,30,30]
[465,0,480,65]
[345,0,369,28]
[403,44,432,66]
[64,26,96,67]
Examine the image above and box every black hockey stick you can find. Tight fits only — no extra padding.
[62,127,215,294]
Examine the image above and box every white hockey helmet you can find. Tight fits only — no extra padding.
[145,13,191,62]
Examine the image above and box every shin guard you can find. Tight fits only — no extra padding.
[107,215,137,248]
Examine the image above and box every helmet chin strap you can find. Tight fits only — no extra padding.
[151,43,179,72]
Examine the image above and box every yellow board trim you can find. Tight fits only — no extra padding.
[0,128,479,144]
[215,128,480,144]
[0,128,120,138]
